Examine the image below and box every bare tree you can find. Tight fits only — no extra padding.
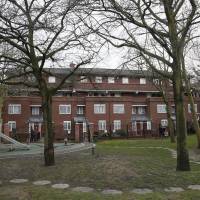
[87,0,200,171]
[0,0,99,166]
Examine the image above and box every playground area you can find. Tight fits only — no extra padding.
[0,132,95,159]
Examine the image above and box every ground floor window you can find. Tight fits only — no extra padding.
[63,121,71,133]
[113,120,121,131]
[98,120,106,131]
[8,121,16,131]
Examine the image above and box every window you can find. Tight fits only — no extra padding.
[63,121,71,131]
[113,120,121,131]
[157,104,167,113]
[31,107,40,115]
[122,77,129,84]
[138,107,145,115]
[48,76,56,83]
[59,105,71,114]
[98,120,106,131]
[113,104,125,114]
[161,119,168,127]
[147,121,151,130]
[108,77,115,83]
[132,106,146,115]
[83,122,87,133]
[8,121,16,131]
[171,105,175,114]
[188,104,197,113]
[77,105,84,115]
[140,78,146,84]
[8,104,21,114]
[94,104,106,114]
[132,121,137,131]
[95,76,102,83]
[153,79,160,85]
[80,76,87,83]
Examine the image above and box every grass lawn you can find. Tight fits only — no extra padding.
[1,135,200,200]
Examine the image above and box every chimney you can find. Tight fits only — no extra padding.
[69,62,76,68]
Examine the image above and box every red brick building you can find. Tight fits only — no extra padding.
[2,68,200,142]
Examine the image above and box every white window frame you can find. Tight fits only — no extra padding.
[147,121,151,130]
[8,121,16,131]
[95,76,102,83]
[59,104,71,114]
[113,104,125,114]
[161,119,168,127]
[113,120,121,131]
[31,107,40,115]
[48,76,56,83]
[122,77,129,84]
[83,122,87,133]
[108,77,115,83]
[94,104,106,114]
[140,78,146,84]
[98,120,106,131]
[157,104,167,113]
[138,107,146,115]
[77,105,84,115]
[80,76,87,83]
[8,104,21,114]
[63,121,71,131]
[188,104,197,113]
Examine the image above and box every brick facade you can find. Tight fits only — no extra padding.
[2,68,200,142]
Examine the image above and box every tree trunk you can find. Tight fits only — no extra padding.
[182,58,200,148]
[173,71,190,171]
[42,92,55,166]
[162,92,176,143]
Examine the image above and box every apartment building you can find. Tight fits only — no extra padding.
[2,67,200,142]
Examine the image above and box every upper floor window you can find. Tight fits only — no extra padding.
[8,121,16,131]
[140,78,146,84]
[98,120,106,131]
[95,76,102,83]
[77,105,85,115]
[8,104,21,114]
[161,119,168,127]
[153,79,160,85]
[113,104,125,114]
[59,105,71,114]
[157,104,167,113]
[113,120,121,131]
[132,105,146,115]
[48,76,56,83]
[31,107,40,115]
[94,104,106,114]
[80,76,87,83]
[188,104,197,113]
[63,121,71,131]
[108,77,115,83]
[122,77,129,84]
[171,105,175,114]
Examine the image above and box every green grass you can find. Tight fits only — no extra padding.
[0,135,200,200]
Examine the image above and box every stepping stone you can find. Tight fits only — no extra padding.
[52,183,70,189]
[102,189,123,195]
[131,188,153,194]
[164,187,184,192]
[188,185,200,190]
[33,180,51,186]
[72,186,94,193]
[10,179,28,184]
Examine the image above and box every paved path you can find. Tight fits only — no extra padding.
[4,178,200,195]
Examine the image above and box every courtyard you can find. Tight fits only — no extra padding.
[1,136,200,199]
